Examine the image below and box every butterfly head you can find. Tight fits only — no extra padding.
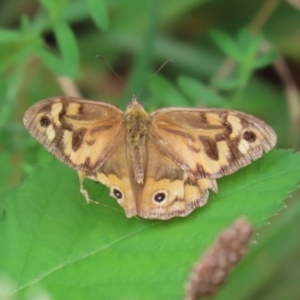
[125,96,148,117]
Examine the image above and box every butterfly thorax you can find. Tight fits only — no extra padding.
[125,103,151,146]
[124,101,151,184]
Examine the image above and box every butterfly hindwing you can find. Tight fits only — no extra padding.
[138,140,217,219]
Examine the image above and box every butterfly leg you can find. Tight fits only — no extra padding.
[77,171,99,204]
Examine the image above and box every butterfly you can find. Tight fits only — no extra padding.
[23,96,277,220]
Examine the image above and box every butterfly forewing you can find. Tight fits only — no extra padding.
[23,97,124,172]
[150,108,277,179]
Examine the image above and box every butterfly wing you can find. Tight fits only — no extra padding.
[24,99,277,220]
[137,140,217,219]
[150,108,277,179]
[87,138,217,220]
[130,108,277,219]
[87,108,276,220]
[86,138,140,218]
[23,97,124,172]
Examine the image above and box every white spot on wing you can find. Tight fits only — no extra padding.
[46,125,56,140]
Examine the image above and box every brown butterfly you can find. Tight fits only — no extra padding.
[23,96,277,219]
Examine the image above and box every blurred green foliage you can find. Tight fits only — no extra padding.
[1,0,300,299]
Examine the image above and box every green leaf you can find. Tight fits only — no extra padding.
[0,152,12,195]
[0,150,299,299]
[53,21,80,78]
[37,47,65,75]
[39,0,68,19]
[39,0,55,11]
[211,77,240,91]
[20,15,31,32]
[177,75,225,107]
[86,0,109,30]
[147,75,188,107]
[0,66,25,132]
[0,29,22,43]
[210,29,242,61]
[253,50,278,69]
[37,22,80,78]
[127,0,158,98]
[238,28,263,56]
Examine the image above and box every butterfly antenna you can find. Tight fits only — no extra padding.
[136,59,173,99]
[96,55,132,92]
